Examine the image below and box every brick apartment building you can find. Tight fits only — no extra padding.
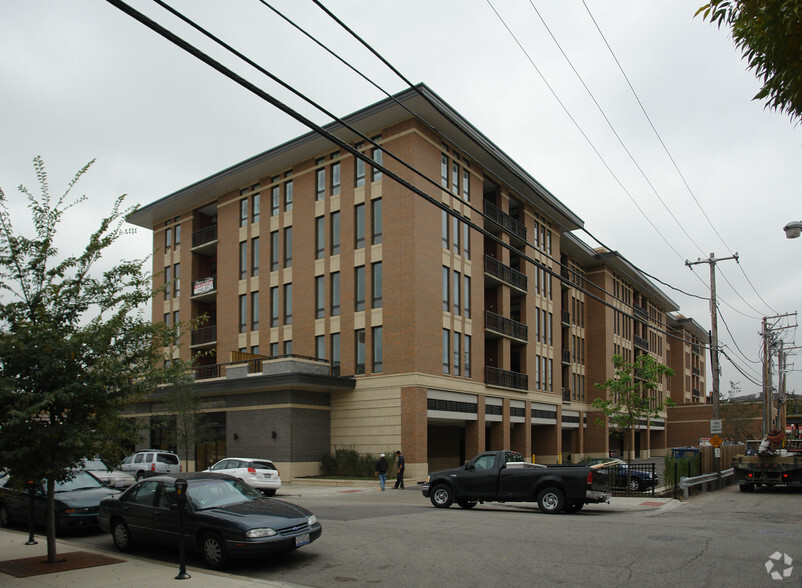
[126,84,706,481]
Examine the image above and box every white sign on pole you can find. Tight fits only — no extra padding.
[710,419,722,434]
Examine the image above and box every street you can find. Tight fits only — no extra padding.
[43,484,802,587]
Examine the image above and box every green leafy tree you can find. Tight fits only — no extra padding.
[697,0,802,125]
[0,157,181,562]
[160,370,216,473]
[593,354,675,470]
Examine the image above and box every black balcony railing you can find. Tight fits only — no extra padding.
[484,200,527,242]
[633,304,649,322]
[562,387,571,402]
[692,344,701,356]
[484,255,527,291]
[192,224,218,248]
[485,310,528,342]
[561,310,571,325]
[633,335,649,351]
[486,366,528,391]
[190,325,217,347]
[561,349,571,364]
[692,366,701,376]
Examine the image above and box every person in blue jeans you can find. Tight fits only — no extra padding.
[375,454,388,491]
[393,450,405,489]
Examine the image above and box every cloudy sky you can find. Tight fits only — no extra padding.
[2,1,799,402]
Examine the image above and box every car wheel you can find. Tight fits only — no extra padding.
[564,502,584,513]
[0,503,11,527]
[201,532,230,570]
[537,487,566,514]
[628,478,642,492]
[430,485,453,508]
[111,519,135,552]
[457,500,477,509]
[263,489,276,497]
[135,470,145,481]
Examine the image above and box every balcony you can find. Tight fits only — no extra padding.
[484,255,527,293]
[633,335,649,351]
[486,366,528,391]
[561,310,571,325]
[692,366,701,376]
[633,304,648,322]
[191,276,217,302]
[692,388,701,398]
[484,200,527,245]
[190,325,217,348]
[561,349,571,364]
[191,224,218,255]
[485,310,528,343]
[562,387,571,402]
[692,343,702,356]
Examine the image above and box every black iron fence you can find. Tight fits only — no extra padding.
[596,462,658,497]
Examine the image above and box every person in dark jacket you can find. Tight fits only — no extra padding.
[393,450,405,489]
[376,454,389,491]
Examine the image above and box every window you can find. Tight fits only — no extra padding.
[331,332,340,367]
[253,188,261,223]
[316,335,325,360]
[371,141,382,181]
[355,329,365,375]
[441,154,448,188]
[355,204,365,249]
[270,342,279,357]
[462,168,469,202]
[331,160,341,195]
[239,294,247,333]
[441,210,449,249]
[462,221,470,259]
[463,275,471,318]
[330,211,340,255]
[372,326,383,373]
[284,228,292,268]
[355,266,365,311]
[355,142,365,187]
[270,230,279,271]
[453,271,460,315]
[271,183,280,216]
[283,283,292,324]
[371,262,382,308]
[251,291,259,330]
[453,331,460,376]
[270,286,279,327]
[315,158,325,200]
[442,329,450,374]
[451,161,459,194]
[251,237,259,277]
[283,340,292,355]
[165,226,172,250]
[442,266,449,311]
[239,195,248,227]
[371,198,382,244]
[284,179,293,211]
[315,217,325,259]
[173,263,180,297]
[315,276,324,318]
[452,216,460,255]
[173,310,179,344]
[464,334,471,377]
[164,265,171,300]
[239,241,247,280]
[331,272,340,316]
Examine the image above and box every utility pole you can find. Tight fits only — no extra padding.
[686,252,738,487]
[761,313,797,436]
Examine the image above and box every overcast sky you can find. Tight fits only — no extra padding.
[2,1,799,403]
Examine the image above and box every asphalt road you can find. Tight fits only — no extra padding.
[45,484,802,587]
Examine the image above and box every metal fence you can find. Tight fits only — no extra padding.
[601,462,658,497]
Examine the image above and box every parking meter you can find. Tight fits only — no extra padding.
[174,478,190,580]
[25,480,37,546]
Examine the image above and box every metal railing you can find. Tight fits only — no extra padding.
[192,224,218,248]
[485,366,528,391]
[484,255,527,291]
[484,200,527,241]
[485,310,528,342]
[190,325,217,347]
[678,469,734,499]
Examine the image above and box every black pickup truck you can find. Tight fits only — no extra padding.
[422,450,609,514]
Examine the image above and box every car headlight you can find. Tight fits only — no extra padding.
[308,515,317,526]
[245,528,277,538]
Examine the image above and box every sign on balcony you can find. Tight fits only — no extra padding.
[193,277,215,296]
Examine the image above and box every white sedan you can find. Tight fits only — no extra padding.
[204,458,282,496]
[79,459,135,489]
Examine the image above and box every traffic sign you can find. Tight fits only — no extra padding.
[710,419,722,434]
[710,434,723,448]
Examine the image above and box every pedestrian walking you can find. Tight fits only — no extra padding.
[375,453,388,491]
[393,450,405,489]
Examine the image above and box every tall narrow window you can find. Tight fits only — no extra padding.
[239,196,248,227]
[283,340,292,355]
[462,168,470,202]
[331,160,341,195]
[330,211,340,255]
[239,241,247,280]
[442,329,450,374]
[371,141,382,181]
[164,265,171,300]
[283,228,292,268]
[371,198,382,244]
[462,221,470,259]
[239,294,247,333]
[173,219,181,246]
[251,237,259,277]
[315,216,325,259]
[464,334,471,377]
[442,266,449,311]
[451,161,459,194]
[251,291,259,330]
[315,335,325,360]
[372,326,383,373]
[173,310,179,344]
[453,331,461,376]
[452,216,460,255]
[165,226,172,250]
[270,230,279,271]
[371,262,382,308]
[284,179,293,211]
[354,204,365,249]
[271,183,280,216]
[453,271,460,315]
[270,286,279,327]
[331,272,340,316]
[441,154,448,188]
[173,263,180,297]
[283,283,292,324]
[441,210,449,249]
[315,158,325,200]
[315,276,324,318]
[355,329,365,375]
[331,332,341,369]
[355,142,365,187]
[463,275,471,318]
[355,266,365,311]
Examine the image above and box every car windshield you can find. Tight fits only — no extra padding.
[187,478,264,510]
[55,471,104,492]
[81,459,108,471]
[251,461,276,471]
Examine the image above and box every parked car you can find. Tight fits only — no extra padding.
[0,471,120,533]
[120,450,181,480]
[78,458,135,489]
[584,458,658,491]
[98,472,321,569]
[203,458,282,496]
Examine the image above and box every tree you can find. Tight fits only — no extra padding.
[0,157,181,562]
[697,0,802,125]
[592,354,675,467]
[160,371,215,473]
[720,381,760,442]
